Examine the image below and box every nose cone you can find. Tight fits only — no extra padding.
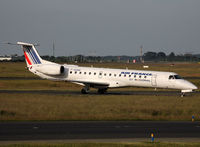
[184,80,198,90]
[176,80,198,91]
[190,83,198,90]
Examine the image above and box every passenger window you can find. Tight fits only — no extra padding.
[99,73,102,76]
[114,74,116,77]
[70,71,72,74]
[129,75,131,77]
[84,72,86,75]
[79,72,81,74]
[89,72,91,75]
[144,76,146,78]
[94,73,96,75]
[124,75,126,77]
[139,75,141,78]
[109,73,112,76]
[119,74,121,77]
[134,75,136,78]
[104,73,107,76]
[75,71,77,74]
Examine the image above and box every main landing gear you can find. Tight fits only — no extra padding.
[81,86,90,94]
[81,86,108,94]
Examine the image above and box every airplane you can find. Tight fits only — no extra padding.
[17,42,197,96]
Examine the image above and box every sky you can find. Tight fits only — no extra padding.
[0,0,200,56]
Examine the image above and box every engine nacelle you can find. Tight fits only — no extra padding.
[34,64,65,76]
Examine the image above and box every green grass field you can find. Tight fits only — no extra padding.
[1,92,200,121]
[0,62,200,121]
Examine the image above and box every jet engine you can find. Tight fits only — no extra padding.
[34,64,65,76]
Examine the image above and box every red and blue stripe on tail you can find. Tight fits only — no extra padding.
[17,42,42,66]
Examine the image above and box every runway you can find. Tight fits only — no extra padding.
[0,121,200,141]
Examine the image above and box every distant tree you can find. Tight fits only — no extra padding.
[157,52,166,58]
[168,52,175,61]
[157,52,166,61]
[143,52,157,61]
[168,52,175,57]
[74,55,84,62]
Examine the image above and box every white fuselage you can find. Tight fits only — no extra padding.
[29,63,197,93]
[17,41,198,94]
[17,42,197,94]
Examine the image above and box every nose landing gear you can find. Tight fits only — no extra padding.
[180,89,194,97]
[181,92,185,97]
[81,86,90,94]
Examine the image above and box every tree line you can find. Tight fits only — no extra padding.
[1,51,200,63]
[143,51,199,62]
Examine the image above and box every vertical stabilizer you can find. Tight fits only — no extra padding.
[17,42,43,66]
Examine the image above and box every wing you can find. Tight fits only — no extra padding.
[69,80,109,88]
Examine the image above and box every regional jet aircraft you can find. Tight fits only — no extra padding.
[17,42,197,96]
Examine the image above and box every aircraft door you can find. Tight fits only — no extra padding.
[151,74,157,86]
[65,67,69,78]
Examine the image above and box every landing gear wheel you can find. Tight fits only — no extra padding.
[97,88,107,94]
[81,88,88,94]
[81,86,90,94]
[181,93,185,97]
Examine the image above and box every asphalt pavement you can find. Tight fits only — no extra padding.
[0,121,200,141]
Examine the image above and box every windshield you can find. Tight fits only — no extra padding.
[174,75,182,79]
[169,75,182,80]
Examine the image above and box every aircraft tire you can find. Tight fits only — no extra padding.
[81,88,88,94]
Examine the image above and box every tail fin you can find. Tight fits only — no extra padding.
[17,42,42,66]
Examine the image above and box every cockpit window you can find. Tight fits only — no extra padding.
[169,75,182,80]
[169,75,174,79]
[174,75,182,79]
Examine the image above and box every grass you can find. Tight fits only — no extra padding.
[0,62,34,78]
[0,92,200,121]
[1,142,200,147]
[0,80,81,90]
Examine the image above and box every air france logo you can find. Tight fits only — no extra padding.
[121,72,152,76]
